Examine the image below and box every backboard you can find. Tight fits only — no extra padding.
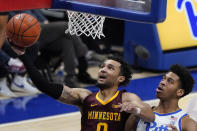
[0,0,167,23]
[51,0,167,23]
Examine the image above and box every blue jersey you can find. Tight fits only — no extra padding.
[137,109,188,131]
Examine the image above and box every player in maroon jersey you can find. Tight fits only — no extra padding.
[12,45,155,131]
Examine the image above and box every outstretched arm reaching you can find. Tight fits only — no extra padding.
[120,92,155,122]
[20,54,91,107]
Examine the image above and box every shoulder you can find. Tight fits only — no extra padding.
[84,91,97,100]
[70,87,92,99]
[122,92,141,102]
[181,115,197,131]
[122,92,151,109]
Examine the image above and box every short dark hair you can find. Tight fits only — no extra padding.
[107,55,133,86]
[170,64,195,97]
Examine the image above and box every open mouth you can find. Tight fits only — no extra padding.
[156,86,164,93]
[98,74,107,81]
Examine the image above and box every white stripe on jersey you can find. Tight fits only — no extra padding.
[137,109,188,131]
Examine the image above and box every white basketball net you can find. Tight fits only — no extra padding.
[66,11,105,39]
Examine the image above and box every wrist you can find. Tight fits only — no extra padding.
[135,107,141,115]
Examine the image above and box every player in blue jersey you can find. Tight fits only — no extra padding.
[125,64,197,131]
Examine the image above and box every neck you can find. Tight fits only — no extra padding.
[98,86,118,101]
[156,98,180,114]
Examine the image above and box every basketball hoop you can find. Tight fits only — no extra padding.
[66,11,105,39]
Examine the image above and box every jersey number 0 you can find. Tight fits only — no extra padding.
[97,122,108,131]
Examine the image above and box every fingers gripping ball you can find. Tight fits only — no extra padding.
[6,13,41,48]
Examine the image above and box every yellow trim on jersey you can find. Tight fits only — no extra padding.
[96,91,120,105]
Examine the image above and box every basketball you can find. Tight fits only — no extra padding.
[6,13,41,48]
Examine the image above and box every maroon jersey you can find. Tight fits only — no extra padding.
[81,90,130,131]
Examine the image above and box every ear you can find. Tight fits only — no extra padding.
[176,89,184,97]
[118,76,125,83]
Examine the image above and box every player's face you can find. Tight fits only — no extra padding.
[156,72,181,100]
[96,59,124,89]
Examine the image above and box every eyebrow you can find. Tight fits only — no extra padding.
[108,64,116,68]
[168,77,175,82]
[164,74,176,81]
[99,63,115,67]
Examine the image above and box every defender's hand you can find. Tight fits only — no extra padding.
[118,102,141,115]
[166,124,178,131]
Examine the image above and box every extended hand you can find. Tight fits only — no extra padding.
[119,102,141,115]
[166,124,178,131]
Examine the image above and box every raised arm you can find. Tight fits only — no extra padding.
[20,54,91,107]
[121,92,154,122]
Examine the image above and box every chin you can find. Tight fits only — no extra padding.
[96,82,109,90]
[156,94,160,99]
[156,92,162,97]
[156,94,167,100]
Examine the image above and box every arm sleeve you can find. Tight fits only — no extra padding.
[32,10,48,22]
[0,12,9,15]
[40,9,65,19]
[20,54,63,99]
[0,50,10,66]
